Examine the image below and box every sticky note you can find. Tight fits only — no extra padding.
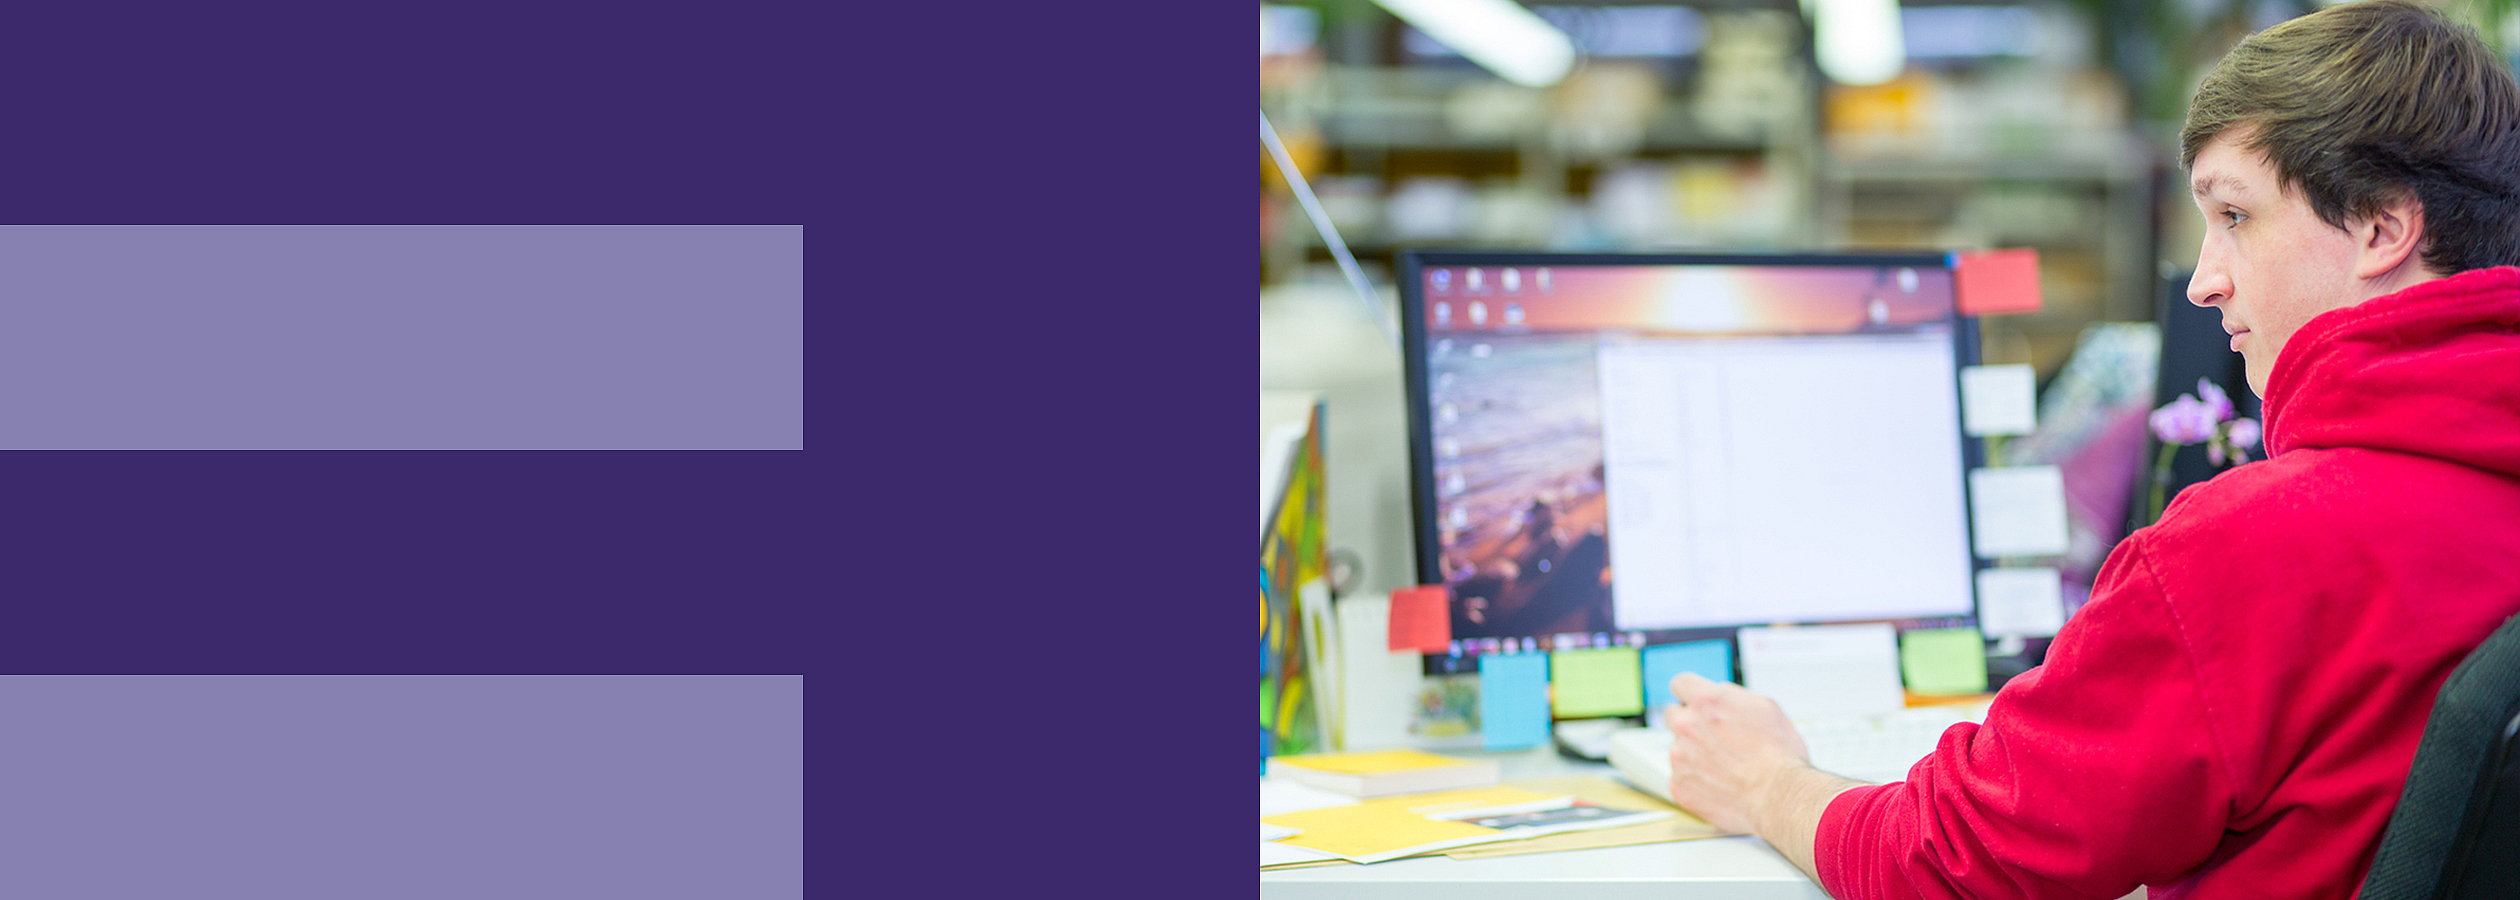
[1900,627,1990,696]
[1388,586,1452,654]
[1977,567,2065,637]
[1739,624,1905,721]
[1969,465,2071,558]
[1960,364,2038,436]
[1643,640,1733,726]
[1478,652,1551,751]
[1954,248,2042,315]
[1549,647,1642,718]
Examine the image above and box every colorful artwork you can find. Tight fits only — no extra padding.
[1261,401,1328,757]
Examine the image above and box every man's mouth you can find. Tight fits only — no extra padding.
[2224,323,2249,352]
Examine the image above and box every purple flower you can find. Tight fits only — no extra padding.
[2197,378,2234,422]
[2225,418,2260,450]
[2207,418,2262,466]
[2150,394,2220,445]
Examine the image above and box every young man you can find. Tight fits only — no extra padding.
[1659,3,2520,897]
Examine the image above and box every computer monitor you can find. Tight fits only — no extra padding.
[1400,251,1986,675]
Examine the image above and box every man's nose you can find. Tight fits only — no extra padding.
[2187,244,2230,308]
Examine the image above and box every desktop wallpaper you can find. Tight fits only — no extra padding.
[1427,331,1609,641]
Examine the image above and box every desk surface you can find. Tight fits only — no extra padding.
[1260,745,1830,900]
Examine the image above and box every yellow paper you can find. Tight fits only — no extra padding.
[1551,647,1643,718]
[1273,748,1472,775]
[1901,628,1990,695]
[1263,786,1555,861]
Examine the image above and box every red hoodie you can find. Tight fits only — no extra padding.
[1816,266,2520,900]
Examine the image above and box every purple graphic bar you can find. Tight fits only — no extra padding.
[0,675,803,899]
[0,226,803,449]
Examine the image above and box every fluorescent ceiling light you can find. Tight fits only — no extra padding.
[1261,4,1320,57]
[1407,6,1703,60]
[1374,0,1578,87]
[1813,0,1906,85]
[1902,6,2040,59]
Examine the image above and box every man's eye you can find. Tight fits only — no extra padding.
[2221,210,2247,227]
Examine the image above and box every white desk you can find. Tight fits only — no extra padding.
[1261,746,1830,900]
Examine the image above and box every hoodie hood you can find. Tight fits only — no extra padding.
[2263,265,2520,479]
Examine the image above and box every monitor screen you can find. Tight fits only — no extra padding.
[1401,252,1984,674]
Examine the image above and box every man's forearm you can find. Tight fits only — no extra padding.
[1750,764,1870,886]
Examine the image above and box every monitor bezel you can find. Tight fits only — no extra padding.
[1396,249,1990,668]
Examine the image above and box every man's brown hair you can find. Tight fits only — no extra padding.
[2181,0,2520,275]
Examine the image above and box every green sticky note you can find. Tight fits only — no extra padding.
[1901,628,1990,696]
[1549,647,1643,718]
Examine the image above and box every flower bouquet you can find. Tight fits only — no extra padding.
[2145,378,2260,524]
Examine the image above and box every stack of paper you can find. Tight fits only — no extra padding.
[1261,779,1362,870]
[1261,785,1674,864]
[1259,775,1731,869]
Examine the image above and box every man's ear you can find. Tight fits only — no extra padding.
[2356,193,2427,280]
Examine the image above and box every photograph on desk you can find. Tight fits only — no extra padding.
[1437,797,1661,833]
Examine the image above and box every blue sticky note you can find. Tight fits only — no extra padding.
[1644,640,1735,715]
[1479,652,1552,751]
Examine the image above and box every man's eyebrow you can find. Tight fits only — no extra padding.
[2192,173,2246,201]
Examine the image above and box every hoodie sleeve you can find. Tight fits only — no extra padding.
[1815,537,2240,900]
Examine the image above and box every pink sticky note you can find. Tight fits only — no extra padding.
[1955,248,2042,315]
[1387,586,1451,654]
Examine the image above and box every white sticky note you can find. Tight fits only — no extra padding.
[1959,364,2038,436]
[1977,567,2066,638]
[1262,823,1303,842]
[1969,465,2071,558]
[1333,594,1432,752]
[1737,624,1905,721]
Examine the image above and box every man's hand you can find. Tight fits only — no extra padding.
[1664,672,1864,882]
[1663,672,1809,833]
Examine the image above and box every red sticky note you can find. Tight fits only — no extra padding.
[1387,586,1451,654]
[1954,248,2042,315]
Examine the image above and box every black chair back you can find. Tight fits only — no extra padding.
[2360,613,2520,900]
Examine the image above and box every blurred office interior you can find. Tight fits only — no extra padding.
[1259,0,2520,608]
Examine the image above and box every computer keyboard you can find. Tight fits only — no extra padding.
[1607,702,1990,800]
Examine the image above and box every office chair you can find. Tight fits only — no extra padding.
[2359,613,2520,900]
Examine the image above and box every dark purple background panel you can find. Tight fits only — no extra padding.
[0,0,1241,893]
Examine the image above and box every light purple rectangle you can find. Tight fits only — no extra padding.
[0,675,803,899]
[0,225,802,449]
